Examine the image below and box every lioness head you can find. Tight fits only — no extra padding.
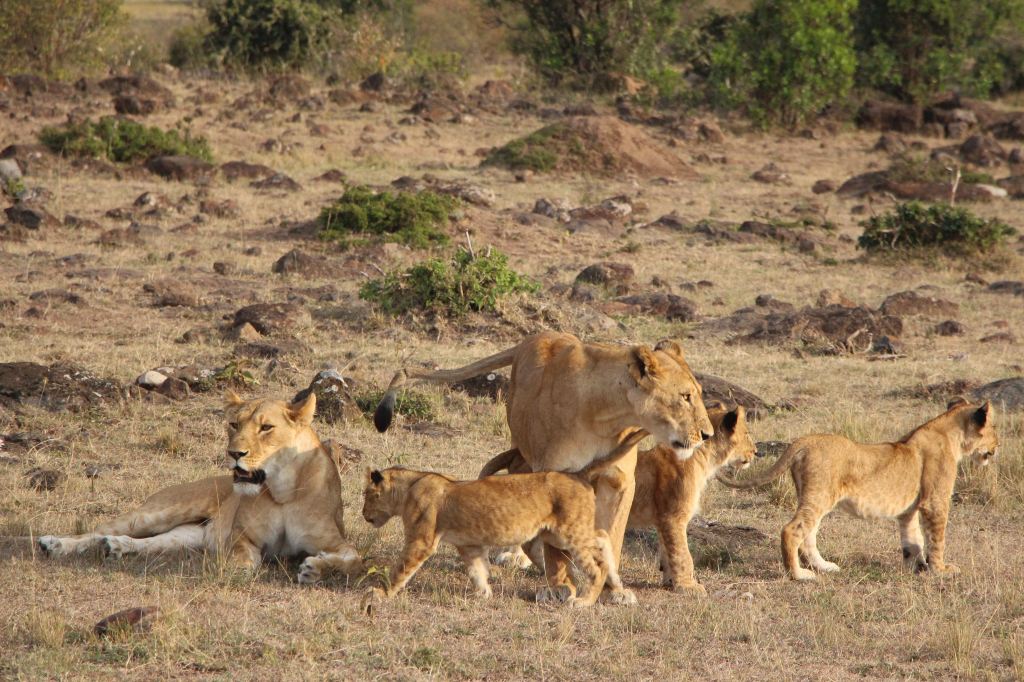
[948,399,999,465]
[224,390,318,495]
[707,405,756,470]
[627,339,714,460]
[362,468,401,527]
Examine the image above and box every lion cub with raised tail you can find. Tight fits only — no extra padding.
[718,400,998,580]
[627,405,756,593]
[361,432,646,606]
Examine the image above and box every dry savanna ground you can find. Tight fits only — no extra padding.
[2,15,1024,681]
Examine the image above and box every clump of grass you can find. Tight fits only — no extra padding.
[887,154,994,186]
[859,202,1015,255]
[483,126,561,172]
[359,249,539,317]
[18,609,68,649]
[39,117,213,163]
[318,185,459,249]
[355,389,435,422]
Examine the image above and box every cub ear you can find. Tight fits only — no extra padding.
[947,397,969,410]
[721,408,739,433]
[972,401,991,427]
[287,392,317,426]
[224,389,245,407]
[654,339,686,363]
[631,346,660,381]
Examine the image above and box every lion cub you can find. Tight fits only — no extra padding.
[719,400,998,580]
[361,434,645,606]
[628,406,756,593]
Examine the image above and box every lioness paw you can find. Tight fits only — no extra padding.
[535,585,574,604]
[494,548,533,569]
[38,535,63,557]
[934,563,961,575]
[101,536,133,559]
[604,588,639,605]
[791,567,817,581]
[675,582,707,596]
[297,557,322,585]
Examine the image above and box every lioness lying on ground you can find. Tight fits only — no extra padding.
[718,400,998,580]
[39,391,363,584]
[480,405,757,592]
[374,332,714,603]
[361,433,647,606]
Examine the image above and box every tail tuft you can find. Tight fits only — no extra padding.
[374,393,396,433]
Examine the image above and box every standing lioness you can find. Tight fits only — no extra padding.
[38,391,363,584]
[374,332,714,603]
[719,400,998,580]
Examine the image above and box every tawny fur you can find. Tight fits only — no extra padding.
[375,331,714,602]
[38,391,363,584]
[360,436,647,606]
[718,401,999,580]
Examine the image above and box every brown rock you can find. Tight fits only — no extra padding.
[980,331,1016,344]
[451,372,510,401]
[970,378,1024,411]
[989,280,1024,296]
[94,606,161,637]
[811,179,837,194]
[232,303,311,336]
[25,467,64,491]
[574,262,635,295]
[0,362,123,412]
[934,320,965,336]
[751,163,791,185]
[199,199,240,218]
[250,173,301,192]
[292,369,360,424]
[879,290,958,318]
[5,203,59,230]
[959,134,1006,166]
[817,289,857,308]
[856,100,920,133]
[607,292,698,321]
[220,160,275,182]
[693,373,771,420]
[146,155,213,182]
[996,176,1024,198]
[154,377,190,400]
[741,305,903,353]
[272,249,332,277]
[873,134,908,155]
[143,279,200,307]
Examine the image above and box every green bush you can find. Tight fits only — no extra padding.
[859,202,1016,254]
[0,0,125,79]
[39,117,213,163]
[709,0,856,128]
[855,0,1024,104]
[204,0,335,70]
[483,126,562,173]
[490,0,683,90]
[354,388,434,422]
[318,186,458,249]
[359,249,539,317]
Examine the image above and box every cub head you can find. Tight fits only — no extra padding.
[224,390,318,495]
[362,468,401,528]
[948,399,998,465]
[707,405,756,470]
[627,339,715,460]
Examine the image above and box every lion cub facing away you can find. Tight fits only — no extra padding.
[719,400,998,580]
[361,433,646,606]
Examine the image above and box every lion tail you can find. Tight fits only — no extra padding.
[478,448,521,479]
[579,430,649,484]
[374,346,518,433]
[716,442,806,489]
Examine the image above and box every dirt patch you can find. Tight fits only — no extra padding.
[483,116,697,179]
[0,362,125,412]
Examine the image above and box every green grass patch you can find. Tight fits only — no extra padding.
[39,116,213,163]
[359,249,539,317]
[354,389,435,422]
[887,154,995,186]
[859,202,1015,255]
[483,125,561,172]
[318,185,458,249]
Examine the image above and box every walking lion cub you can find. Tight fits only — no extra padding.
[719,400,998,580]
[361,433,647,606]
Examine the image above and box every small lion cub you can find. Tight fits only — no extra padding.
[628,405,757,593]
[361,435,645,606]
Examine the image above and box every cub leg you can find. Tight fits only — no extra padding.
[536,545,576,604]
[297,543,364,585]
[457,546,492,598]
[493,545,534,569]
[657,516,704,593]
[898,510,927,572]
[782,506,822,581]
[800,517,839,573]
[385,535,441,597]
[920,502,958,574]
[102,524,207,559]
[595,531,637,605]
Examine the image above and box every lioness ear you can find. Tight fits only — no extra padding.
[721,408,739,433]
[973,401,991,427]
[370,469,384,485]
[947,397,969,410]
[288,392,317,426]
[654,339,685,363]
[224,389,244,407]
[631,346,660,381]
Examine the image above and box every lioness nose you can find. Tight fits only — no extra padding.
[701,430,713,441]
[228,450,248,461]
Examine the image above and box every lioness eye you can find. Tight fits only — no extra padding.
[260,424,274,433]
[228,422,239,430]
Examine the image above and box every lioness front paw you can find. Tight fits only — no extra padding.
[814,561,841,573]
[604,588,639,605]
[674,582,707,596]
[494,548,533,569]
[38,535,63,557]
[933,563,961,575]
[101,536,134,559]
[790,567,817,581]
[535,585,574,604]
[297,557,322,585]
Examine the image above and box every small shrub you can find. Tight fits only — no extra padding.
[318,186,458,249]
[204,0,335,71]
[483,126,561,173]
[0,0,125,79]
[859,202,1016,254]
[359,249,539,317]
[168,20,221,71]
[709,0,856,128]
[354,389,434,421]
[491,0,683,90]
[39,117,213,163]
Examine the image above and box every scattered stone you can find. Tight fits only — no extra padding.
[873,133,908,155]
[754,294,794,311]
[605,292,699,321]
[751,163,791,185]
[0,158,22,182]
[292,369,361,424]
[94,606,161,637]
[213,261,234,276]
[816,289,857,308]
[693,373,772,420]
[871,335,903,355]
[879,290,958,318]
[980,331,1016,344]
[970,378,1024,411]
[5,203,59,230]
[146,155,213,182]
[232,303,311,336]
[740,305,903,354]
[155,377,190,400]
[199,199,240,218]
[811,179,836,194]
[226,322,263,342]
[64,214,102,230]
[136,370,168,389]
[856,100,920,133]
[996,176,1024,198]
[272,249,332,277]
[934,320,965,336]
[989,281,1024,296]
[250,173,301,192]
[0,362,124,412]
[450,372,510,401]
[25,467,65,491]
[29,288,84,306]
[143,279,201,307]
[315,169,347,183]
[574,263,634,296]
[532,197,572,222]
[959,134,1006,167]
[220,160,275,182]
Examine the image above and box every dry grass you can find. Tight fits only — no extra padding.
[2,32,1024,679]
